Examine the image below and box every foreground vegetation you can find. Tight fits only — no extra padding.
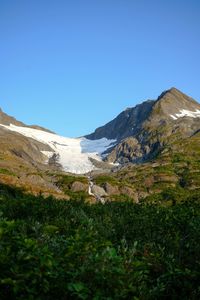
[0,184,200,299]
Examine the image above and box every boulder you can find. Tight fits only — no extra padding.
[103,182,120,195]
[71,181,88,192]
[91,185,107,197]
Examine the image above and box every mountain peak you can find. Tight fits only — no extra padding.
[157,87,185,101]
[167,87,182,94]
[0,88,200,175]
[154,87,200,117]
[147,87,200,124]
[157,87,199,104]
[86,87,200,142]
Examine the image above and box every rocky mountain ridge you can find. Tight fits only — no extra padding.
[1,87,200,171]
[87,88,200,164]
[87,88,200,140]
[0,109,54,133]
[0,87,200,202]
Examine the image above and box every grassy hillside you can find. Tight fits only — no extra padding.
[0,183,200,299]
[93,132,200,202]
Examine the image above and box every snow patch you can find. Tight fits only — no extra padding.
[0,124,116,174]
[41,151,55,163]
[170,109,200,120]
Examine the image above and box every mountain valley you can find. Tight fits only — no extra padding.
[0,87,200,203]
[1,88,200,299]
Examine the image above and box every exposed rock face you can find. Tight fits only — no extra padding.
[86,100,154,141]
[87,88,200,164]
[71,181,88,192]
[0,87,199,205]
[0,109,58,178]
[91,185,107,197]
[152,88,200,120]
[0,110,61,196]
[103,182,119,195]
[0,127,51,164]
[0,108,25,127]
[1,88,200,175]
[107,137,143,163]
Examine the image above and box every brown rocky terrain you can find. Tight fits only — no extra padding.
[0,87,200,203]
[87,88,200,164]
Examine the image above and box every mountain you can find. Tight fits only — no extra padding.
[0,108,116,196]
[0,110,52,164]
[0,88,200,174]
[0,108,55,133]
[87,88,200,141]
[87,88,200,163]
[1,88,200,172]
[86,100,155,141]
[0,108,25,127]
[0,108,116,199]
[0,87,200,201]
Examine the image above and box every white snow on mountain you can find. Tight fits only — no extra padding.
[0,124,116,174]
[170,109,200,120]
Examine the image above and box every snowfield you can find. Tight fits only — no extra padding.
[0,124,116,174]
[170,109,200,120]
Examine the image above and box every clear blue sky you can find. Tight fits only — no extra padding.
[0,0,200,137]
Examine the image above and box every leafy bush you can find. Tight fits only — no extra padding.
[0,183,200,299]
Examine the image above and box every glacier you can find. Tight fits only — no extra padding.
[0,124,116,174]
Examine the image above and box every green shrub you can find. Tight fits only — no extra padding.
[0,183,200,299]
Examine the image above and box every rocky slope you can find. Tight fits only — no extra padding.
[87,88,200,164]
[0,87,200,202]
[0,109,64,197]
[0,108,115,198]
[86,99,155,140]
[0,108,54,132]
